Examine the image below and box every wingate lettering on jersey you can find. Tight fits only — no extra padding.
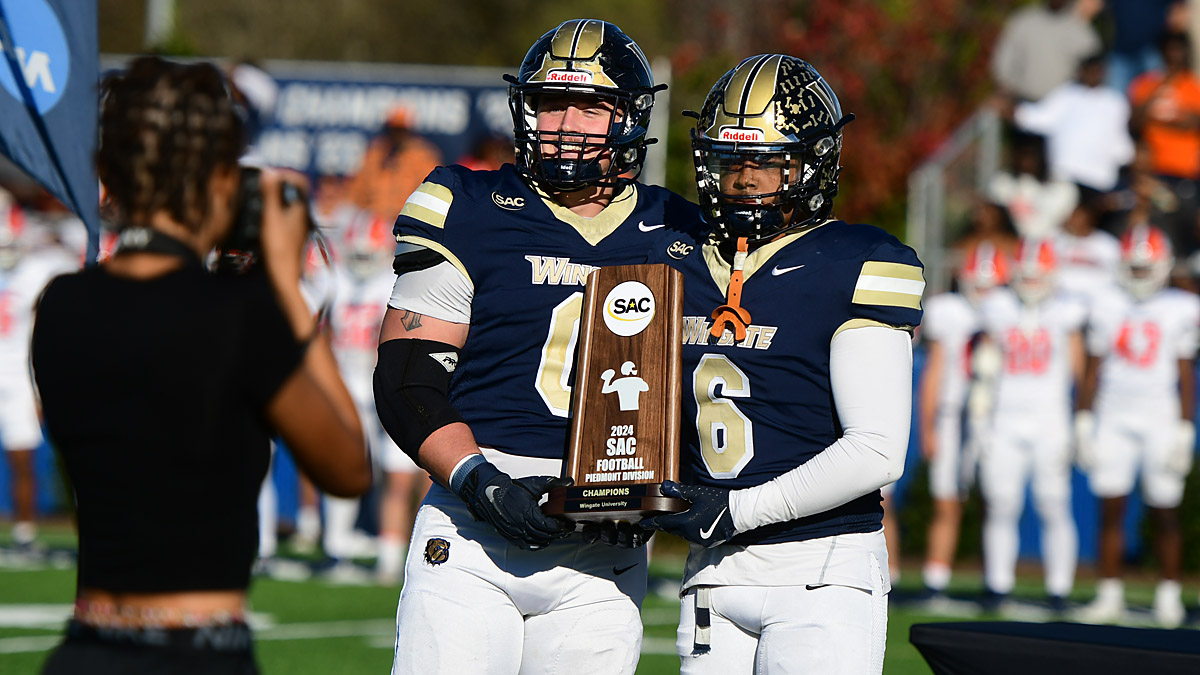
[682,315,778,349]
[525,255,599,286]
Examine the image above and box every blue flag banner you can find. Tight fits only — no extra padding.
[0,0,99,261]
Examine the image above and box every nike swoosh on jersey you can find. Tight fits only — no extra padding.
[613,563,638,575]
[638,221,666,232]
[771,264,806,276]
[699,507,728,540]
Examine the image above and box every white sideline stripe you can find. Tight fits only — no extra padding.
[256,618,395,641]
[0,635,60,654]
[854,275,925,296]
[0,604,72,629]
[405,190,451,215]
[0,616,680,655]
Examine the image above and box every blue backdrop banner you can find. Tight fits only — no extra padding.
[0,0,99,261]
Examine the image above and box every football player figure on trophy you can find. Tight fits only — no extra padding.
[373,19,702,675]
[601,361,648,411]
[640,55,923,674]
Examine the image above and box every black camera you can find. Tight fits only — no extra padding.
[217,166,311,274]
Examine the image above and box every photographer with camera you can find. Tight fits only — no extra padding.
[31,56,369,674]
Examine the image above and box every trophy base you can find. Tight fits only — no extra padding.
[541,483,689,524]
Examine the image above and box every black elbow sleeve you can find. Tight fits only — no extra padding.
[373,338,465,460]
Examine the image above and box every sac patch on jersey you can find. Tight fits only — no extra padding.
[672,221,924,545]
[392,164,702,459]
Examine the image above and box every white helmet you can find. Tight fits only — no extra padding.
[341,211,393,281]
[1118,224,1172,301]
[1011,237,1057,305]
[958,241,1010,306]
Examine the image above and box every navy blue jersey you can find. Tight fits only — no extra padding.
[393,164,702,459]
[668,221,924,545]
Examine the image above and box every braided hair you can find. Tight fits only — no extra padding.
[97,56,245,232]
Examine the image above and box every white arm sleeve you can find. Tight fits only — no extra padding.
[728,325,913,533]
[387,260,473,325]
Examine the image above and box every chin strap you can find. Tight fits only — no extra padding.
[710,236,752,341]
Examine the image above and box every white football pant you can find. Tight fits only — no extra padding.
[1090,404,1186,508]
[675,574,886,674]
[980,413,1077,597]
[391,485,646,675]
[929,408,970,500]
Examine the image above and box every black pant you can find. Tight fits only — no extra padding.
[41,621,259,674]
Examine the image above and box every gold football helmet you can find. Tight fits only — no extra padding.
[691,54,853,242]
[508,19,663,192]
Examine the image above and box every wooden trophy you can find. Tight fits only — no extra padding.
[542,263,689,524]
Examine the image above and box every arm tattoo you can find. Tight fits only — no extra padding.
[400,310,424,331]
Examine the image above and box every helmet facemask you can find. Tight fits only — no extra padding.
[1121,263,1170,300]
[1117,225,1173,301]
[509,84,654,192]
[1012,270,1055,305]
[1011,239,1057,305]
[694,130,844,243]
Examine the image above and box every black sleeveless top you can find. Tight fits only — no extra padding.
[32,264,304,592]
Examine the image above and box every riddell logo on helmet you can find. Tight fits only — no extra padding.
[547,69,593,84]
[718,126,765,142]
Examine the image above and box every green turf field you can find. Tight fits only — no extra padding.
[0,527,1192,674]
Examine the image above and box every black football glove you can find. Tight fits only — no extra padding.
[581,520,654,548]
[639,480,737,548]
[457,462,575,551]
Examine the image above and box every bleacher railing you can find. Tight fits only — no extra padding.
[907,107,1003,294]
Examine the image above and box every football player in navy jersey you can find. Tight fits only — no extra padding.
[372,19,701,675]
[640,55,924,674]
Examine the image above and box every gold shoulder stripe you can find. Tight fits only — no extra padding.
[395,235,473,289]
[859,261,924,282]
[832,318,912,341]
[399,182,454,229]
[853,261,925,309]
[852,289,922,310]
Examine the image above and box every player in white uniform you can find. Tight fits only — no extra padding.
[977,238,1084,611]
[1054,197,1120,310]
[916,243,1007,599]
[987,133,1077,240]
[331,214,429,583]
[0,199,77,552]
[1074,225,1198,627]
